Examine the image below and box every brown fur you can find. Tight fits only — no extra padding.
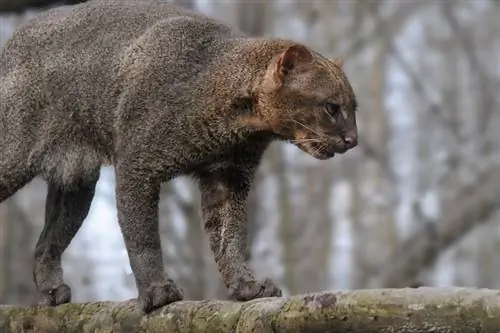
[0,0,358,312]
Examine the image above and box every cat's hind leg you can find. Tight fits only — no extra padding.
[33,170,99,306]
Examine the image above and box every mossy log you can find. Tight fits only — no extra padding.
[1,287,500,332]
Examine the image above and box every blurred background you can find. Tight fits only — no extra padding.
[1,0,499,305]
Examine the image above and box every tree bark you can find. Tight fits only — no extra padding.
[2,287,500,332]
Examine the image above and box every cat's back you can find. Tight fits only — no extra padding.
[0,0,241,131]
[0,0,212,71]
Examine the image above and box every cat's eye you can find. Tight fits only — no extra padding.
[325,102,341,117]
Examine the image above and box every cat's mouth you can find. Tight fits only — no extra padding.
[294,140,349,160]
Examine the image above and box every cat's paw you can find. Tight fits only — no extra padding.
[38,283,71,306]
[229,277,282,301]
[138,279,184,313]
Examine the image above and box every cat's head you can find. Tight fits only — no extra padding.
[255,43,358,160]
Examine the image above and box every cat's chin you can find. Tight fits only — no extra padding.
[310,150,335,160]
[294,142,336,160]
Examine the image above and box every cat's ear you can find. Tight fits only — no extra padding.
[278,44,313,75]
[262,44,313,92]
[331,57,344,68]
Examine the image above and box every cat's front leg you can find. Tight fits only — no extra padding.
[115,165,183,313]
[198,164,282,301]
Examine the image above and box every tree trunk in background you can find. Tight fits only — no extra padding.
[296,163,335,293]
[441,26,470,287]
[0,200,36,305]
[273,145,296,295]
[345,157,363,288]
[0,203,8,303]
[235,0,268,36]
[440,2,498,288]
[426,9,481,286]
[441,2,496,159]
[182,181,206,300]
[352,9,396,288]
[412,17,437,284]
[174,0,194,10]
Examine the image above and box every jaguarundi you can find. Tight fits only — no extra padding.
[0,0,359,313]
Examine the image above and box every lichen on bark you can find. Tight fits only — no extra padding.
[1,287,500,332]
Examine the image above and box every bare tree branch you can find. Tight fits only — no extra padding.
[342,1,428,60]
[371,167,500,288]
[440,2,496,150]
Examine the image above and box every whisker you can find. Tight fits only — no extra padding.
[312,142,325,156]
[290,138,323,144]
[285,119,323,137]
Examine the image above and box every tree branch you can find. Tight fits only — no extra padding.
[371,168,500,288]
[342,1,428,60]
[440,2,497,151]
[2,287,500,332]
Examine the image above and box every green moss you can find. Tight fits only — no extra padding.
[3,289,500,333]
[187,301,240,332]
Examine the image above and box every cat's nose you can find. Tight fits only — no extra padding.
[342,133,358,148]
